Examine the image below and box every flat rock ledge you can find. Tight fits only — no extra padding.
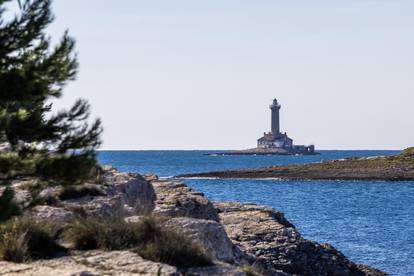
[1,169,388,276]
[0,251,246,276]
[0,250,177,276]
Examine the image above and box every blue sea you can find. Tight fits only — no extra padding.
[98,150,414,276]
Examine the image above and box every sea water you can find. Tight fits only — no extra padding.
[98,150,414,275]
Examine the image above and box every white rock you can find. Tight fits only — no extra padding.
[165,217,236,263]
[30,205,75,224]
[103,171,156,215]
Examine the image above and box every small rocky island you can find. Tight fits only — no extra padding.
[180,147,414,181]
[212,99,317,156]
[0,166,387,275]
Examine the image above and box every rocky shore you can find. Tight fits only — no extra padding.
[0,167,387,275]
[178,148,414,181]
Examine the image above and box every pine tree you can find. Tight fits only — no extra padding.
[0,0,102,195]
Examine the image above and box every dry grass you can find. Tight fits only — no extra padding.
[64,216,212,268]
[135,218,212,268]
[0,217,66,262]
[63,217,142,250]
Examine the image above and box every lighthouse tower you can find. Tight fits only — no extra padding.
[270,98,281,135]
[256,98,315,154]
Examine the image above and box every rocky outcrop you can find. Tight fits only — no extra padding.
[26,167,157,225]
[0,180,33,209]
[103,167,156,215]
[165,217,236,263]
[63,193,124,218]
[150,178,219,221]
[215,202,387,276]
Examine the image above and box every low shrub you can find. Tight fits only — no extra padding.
[64,217,150,250]
[136,226,212,268]
[58,185,105,200]
[0,223,28,262]
[0,187,21,223]
[63,219,101,250]
[64,205,88,218]
[23,179,62,208]
[29,192,61,208]
[0,217,66,262]
[64,217,212,268]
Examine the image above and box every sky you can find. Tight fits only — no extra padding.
[42,0,414,150]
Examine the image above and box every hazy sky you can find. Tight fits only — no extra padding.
[46,0,414,150]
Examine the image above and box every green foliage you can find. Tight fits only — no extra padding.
[0,187,21,222]
[64,217,212,268]
[58,185,105,201]
[0,217,66,262]
[0,0,102,185]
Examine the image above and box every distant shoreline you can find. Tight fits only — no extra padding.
[177,148,414,181]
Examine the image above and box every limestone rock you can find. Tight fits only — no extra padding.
[0,250,253,276]
[22,168,156,225]
[124,215,143,223]
[63,194,123,218]
[103,169,156,215]
[59,169,156,219]
[152,179,219,221]
[38,186,61,200]
[29,205,75,225]
[165,217,236,263]
[0,142,11,152]
[143,174,159,182]
[0,250,177,276]
[214,202,387,276]
[0,180,34,209]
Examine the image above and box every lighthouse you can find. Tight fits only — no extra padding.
[270,99,281,135]
[256,98,315,154]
